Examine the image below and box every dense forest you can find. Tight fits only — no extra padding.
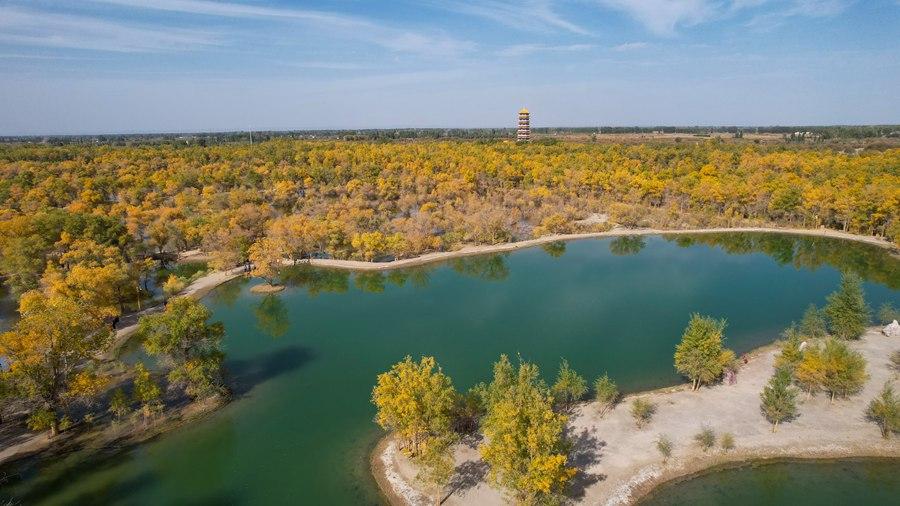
[0,139,897,304]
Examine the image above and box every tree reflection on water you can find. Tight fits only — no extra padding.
[667,233,899,289]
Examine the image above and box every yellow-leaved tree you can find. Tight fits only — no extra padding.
[0,291,111,436]
[371,355,457,457]
[479,355,576,504]
[248,237,288,286]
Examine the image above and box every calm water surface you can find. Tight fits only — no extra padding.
[1,233,898,505]
[641,459,900,506]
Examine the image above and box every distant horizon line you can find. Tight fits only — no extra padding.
[3,124,899,139]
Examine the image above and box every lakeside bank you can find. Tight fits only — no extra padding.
[301,226,897,272]
[374,328,900,506]
[1,226,895,476]
[95,226,895,362]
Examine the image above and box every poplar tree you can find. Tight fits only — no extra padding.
[415,434,458,505]
[593,373,619,416]
[479,357,575,504]
[820,339,868,402]
[799,304,828,338]
[866,382,899,439]
[372,356,457,457]
[794,344,826,398]
[551,359,587,412]
[138,297,226,399]
[0,291,110,436]
[248,237,288,286]
[674,314,735,391]
[760,367,798,432]
[824,273,870,339]
[774,324,804,372]
[133,363,162,422]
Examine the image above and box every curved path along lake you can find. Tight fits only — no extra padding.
[2,233,898,504]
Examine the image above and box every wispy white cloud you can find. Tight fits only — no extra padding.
[746,0,850,30]
[612,42,650,51]
[594,0,849,35]
[595,0,716,36]
[91,0,476,57]
[94,0,370,27]
[430,0,590,35]
[497,43,594,57]
[0,6,222,52]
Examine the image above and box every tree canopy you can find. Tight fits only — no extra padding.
[760,367,798,431]
[479,356,576,504]
[371,355,457,457]
[0,291,111,435]
[138,297,225,399]
[673,314,735,390]
[824,273,870,339]
[1,139,897,313]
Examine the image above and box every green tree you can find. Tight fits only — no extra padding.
[720,432,735,452]
[593,373,619,416]
[372,356,457,457]
[694,426,716,452]
[877,303,899,324]
[674,314,735,390]
[820,339,868,402]
[138,297,225,399]
[479,357,575,504]
[108,387,131,421]
[866,382,899,439]
[473,353,515,412]
[774,324,804,372]
[655,434,673,463]
[824,273,870,339]
[551,359,587,412]
[631,398,655,428]
[132,363,162,422]
[799,304,828,338]
[760,367,798,432]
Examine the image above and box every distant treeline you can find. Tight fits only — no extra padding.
[2,125,898,146]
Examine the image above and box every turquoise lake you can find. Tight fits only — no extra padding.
[641,459,900,505]
[1,233,898,504]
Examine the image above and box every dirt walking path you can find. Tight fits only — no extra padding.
[304,226,895,272]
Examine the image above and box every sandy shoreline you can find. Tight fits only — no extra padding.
[373,329,900,506]
[304,226,896,272]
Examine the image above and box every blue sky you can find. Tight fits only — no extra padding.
[1,0,898,135]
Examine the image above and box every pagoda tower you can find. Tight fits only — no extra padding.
[517,107,531,142]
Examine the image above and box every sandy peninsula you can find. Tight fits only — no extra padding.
[374,328,900,506]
